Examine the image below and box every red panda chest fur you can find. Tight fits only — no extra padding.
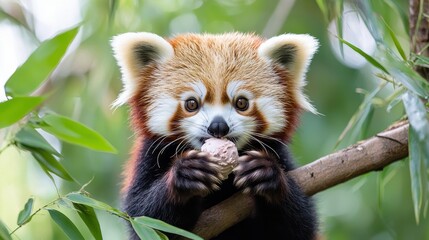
[112,32,319,240]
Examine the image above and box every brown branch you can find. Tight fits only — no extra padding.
[193,121,409,239]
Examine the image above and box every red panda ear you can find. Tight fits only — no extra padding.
[111,32,174,107]
[258,34,319,114]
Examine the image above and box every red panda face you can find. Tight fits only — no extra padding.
[112,33,318,149]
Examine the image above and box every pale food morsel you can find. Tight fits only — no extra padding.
[201,138,239,179]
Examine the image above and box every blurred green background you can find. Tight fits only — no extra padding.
[1,0,428,239]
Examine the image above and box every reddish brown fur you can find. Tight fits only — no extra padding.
[273,65,303,142]
[121,136,143,194]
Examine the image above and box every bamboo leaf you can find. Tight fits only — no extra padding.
[409,130,423,224]
[22,146,73,181]
[0,97,44,128]
[338,37,389,73]
[387,56,429,97]
[48,209,84,240]
[156,230,169,240]
[383,0,409,34]
[402,91,429,141]
[15,126,60,156]
[381,17,407,61]
[414,55,429,66]
[335,86,382,148]
[335,0,344,57]
[73,203,102,240]
[134,216,203,240]
[403,91,429,224]
[39,114,116,153]
[315,0,328,22]
[0,220,11,240]
[66,193,126,217]
[4,26,79,97]
[131,220,162,240]
[17,198,34,226]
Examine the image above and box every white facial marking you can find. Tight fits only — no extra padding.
[191,81,207,100]
[147,96,178,135]
[255,97,286,134]
[226,80,244,100]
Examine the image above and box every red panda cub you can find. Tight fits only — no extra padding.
[112,32,319,240]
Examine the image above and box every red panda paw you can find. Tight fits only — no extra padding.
[233,151,288,203]
[166,150,224,202]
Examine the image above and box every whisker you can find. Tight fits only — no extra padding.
[252,132,289,149]
[157,135,187,167]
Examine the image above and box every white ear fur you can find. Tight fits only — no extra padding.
[111,32,174,107]
[258,34,319,113]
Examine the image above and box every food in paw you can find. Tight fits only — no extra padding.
[201,138,239,179]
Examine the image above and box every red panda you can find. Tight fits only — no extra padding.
[112,32,319,240]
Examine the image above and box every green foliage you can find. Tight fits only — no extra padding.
[0,97,44,129]
[15,126,60,156]
[403,91,429,223]
[17,198,34,226]
[4,27,79,97]
[48,209,85,240]
[319,0,429,226]
[0,23,199,240]
[134,216,204,240]
[38,114,117,153]
[73,203,102,240]
[0,220,11,240]
[131,220,162,240]
[337,37,388,74]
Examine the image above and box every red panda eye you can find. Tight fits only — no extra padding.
[235,97,249,111]
[185,98,199,112]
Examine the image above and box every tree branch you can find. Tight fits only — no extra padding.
[192,121,409,239]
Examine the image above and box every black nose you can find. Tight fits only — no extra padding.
[207,116,229,138]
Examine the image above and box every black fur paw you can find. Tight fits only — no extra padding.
[167,150,223,201]
[233,151,287,202]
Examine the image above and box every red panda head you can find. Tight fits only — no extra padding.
[112,32,318,149]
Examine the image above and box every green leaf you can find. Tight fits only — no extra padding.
[39,114,116,153]
[17,198,34,226]
[315,0,328,22]
[73,203,102,240]
[414,55,429,67]
[381,17,407,61]
[387,57,429,97]
[0,97,44,129]
[383,0,409,34]
[409,130,423,224]
[66,193,126,217]
[24,147,73,181]
[338,37,389,74]
[335,85,383,148]
[131,219,162,240]
[156,230,169,240]
[134,216,203,240]
[48,209,84,240]
[335,1,344,58]
[403,91,429,224]
[386,87,406,112]
[15,126,60,156]
[353,1,382,43]
[0,220,11,240]
[402,91,429,141]
[4,26,79,97]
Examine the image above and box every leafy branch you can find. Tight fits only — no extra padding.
[6,190,202,240]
